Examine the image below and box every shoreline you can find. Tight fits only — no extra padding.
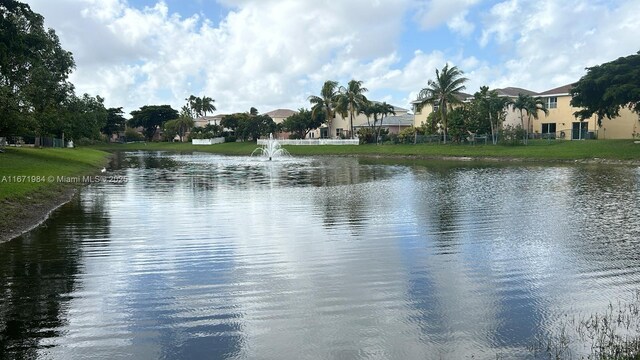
[0,148,111,244]
[0,186,79,244]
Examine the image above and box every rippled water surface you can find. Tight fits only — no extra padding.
[2,152,640,359]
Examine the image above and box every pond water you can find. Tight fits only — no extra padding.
[1,152,640,359]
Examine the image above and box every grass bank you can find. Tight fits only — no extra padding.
[0,147,110,242]
[90,140,640,163]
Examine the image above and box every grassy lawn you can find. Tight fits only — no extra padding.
[89,139,640,161]
[0,147,110,239]
[0,147,109,200]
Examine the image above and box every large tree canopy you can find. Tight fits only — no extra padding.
[280,108,324,139]
[0,0,75,137]
[570,51,640,123]
[129,105,178,141]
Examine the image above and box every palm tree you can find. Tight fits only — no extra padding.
[416,64,468,144]
[524,96,548,144]
[186,95,203,118]
[476,86,512,145]
[512,94,548,144]
[201,96,216,116]
[335,80,369,139]
[308,80,339,138]
[375,102,395,143]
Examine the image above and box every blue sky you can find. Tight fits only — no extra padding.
[26,0,640,115]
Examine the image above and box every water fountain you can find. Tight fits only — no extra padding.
[251,133,290,160]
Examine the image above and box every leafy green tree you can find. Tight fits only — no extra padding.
[415,64,468,144]
[570,51,640,124]
[102,107,126,139]
[220,113,241,133]
[221,112,275,141]
[470,86,511,144]
[308,80,339,138]
[129,105,179,141]
[335,80,369,139]
[447,106,471,143]
[0,0,75,138]
[63,94,107,141]
[280,108,324,139]
[164,116,194,142]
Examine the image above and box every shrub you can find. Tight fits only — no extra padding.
[500,125,525,146]
[125,128,145,142]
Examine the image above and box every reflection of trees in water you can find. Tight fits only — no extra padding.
[0,195,109,358]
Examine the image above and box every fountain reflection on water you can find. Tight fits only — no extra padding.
[251,133,291,161]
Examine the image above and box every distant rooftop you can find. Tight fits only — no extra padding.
[538,83,575,96]
[264,109,297,118]
[495,87,538,97]
[411,91,472,104]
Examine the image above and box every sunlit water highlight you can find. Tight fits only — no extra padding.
[1,152,640,359]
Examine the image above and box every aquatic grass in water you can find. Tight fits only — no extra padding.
[531,291,640,359]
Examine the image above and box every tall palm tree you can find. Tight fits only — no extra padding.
[512,94,548,144]
[416,64,468,144]
[201,96,216,116]
[308,80,339,138]
[186,95,203,118]
[335,80,369,139]
[524,96,548,144]
[375,102,395,143]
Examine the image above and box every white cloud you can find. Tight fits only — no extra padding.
[415,0,480,30]
[22,0,640,116]
[478,0,640,92]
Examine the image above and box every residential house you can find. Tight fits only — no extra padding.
[331,102,410,138]
[194,114,227,127]
[264,109,298,139]
[412,92,472,128]
[495,87,538,129]
[534,84,639,140]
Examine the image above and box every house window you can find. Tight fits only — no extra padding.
[546,97,557,109]
[541,123,556,134]
[433,104,440,113]
[336,128,343,137]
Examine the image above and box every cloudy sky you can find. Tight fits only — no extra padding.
[25,0,640,116]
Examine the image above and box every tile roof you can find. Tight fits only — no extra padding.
[264,109,297,118]
[538,83,575,96]
[495,87,538,97]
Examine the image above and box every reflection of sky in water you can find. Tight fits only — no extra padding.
[1,153,639,359]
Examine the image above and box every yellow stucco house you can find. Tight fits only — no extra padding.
[411,84,638,140]
[534,84,639,140]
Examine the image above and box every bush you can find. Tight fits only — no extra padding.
[224,135,237,143]
[500,125,525,146]
[75,137,106,146]
[397,127,417,144]
[125,128,145,142]
[357,128,376,144]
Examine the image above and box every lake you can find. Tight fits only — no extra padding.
[1,151,640,359]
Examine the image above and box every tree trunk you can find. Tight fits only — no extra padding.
[441,106,447,144]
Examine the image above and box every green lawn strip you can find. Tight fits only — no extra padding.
[89,140,640,161]
[0,147,110,200]
[0,147,110,237]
